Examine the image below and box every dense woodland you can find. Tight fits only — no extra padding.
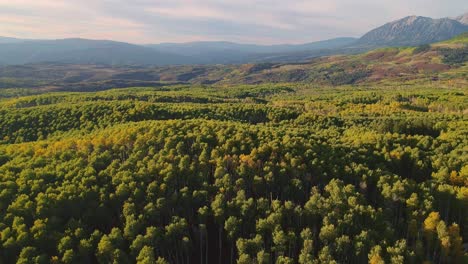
[0,80,466,264]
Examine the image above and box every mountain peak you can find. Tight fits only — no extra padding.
[455,12,468,25]
[392,15,428,27]
[401,15,419,23]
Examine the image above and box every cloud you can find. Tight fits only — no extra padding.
[0,0,466,44]
[146,4,296,30]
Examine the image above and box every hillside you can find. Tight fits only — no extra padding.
[149,38,357,54]
[146,38,358,64]
[0,39,191,66]
[0,73,466,264]
[0,37,360,66]
[0,34,466,92]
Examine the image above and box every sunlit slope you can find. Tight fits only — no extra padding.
[0,86,466,263]
[0,34,466,92]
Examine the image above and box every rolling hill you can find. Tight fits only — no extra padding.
[146,38,358,64]
[0,33,465,92]
[0,37,358,66]
[0,38,191,66]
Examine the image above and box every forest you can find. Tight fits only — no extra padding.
[0,80,466,263]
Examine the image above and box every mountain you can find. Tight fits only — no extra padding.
[0,36,27,44]
[0,37,358,65]
[1,33,466,90]
[455,12,468,25]
[1,12,467,66]
[269,37,358,52]
[356,15,468,47]
[0,38,191,66]
[147,41,263,64]
[146,37,357,64]
[148,37,357,54]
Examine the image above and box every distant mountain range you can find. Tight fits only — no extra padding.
[1,33,466,91]
[0,12,466,66]
[0,37,358,66]
[0,38,191,65]
[0,37,24,44]
[145,37,358,64]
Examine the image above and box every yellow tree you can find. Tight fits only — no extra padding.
[423,211,440,259]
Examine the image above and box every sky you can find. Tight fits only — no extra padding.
[0,0,467,44]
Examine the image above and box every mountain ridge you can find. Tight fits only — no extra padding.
[0,37,359,65]
[356,14,468,47]
[0,38,193,65]
[0,12,467,65]
[0,33,466,91]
